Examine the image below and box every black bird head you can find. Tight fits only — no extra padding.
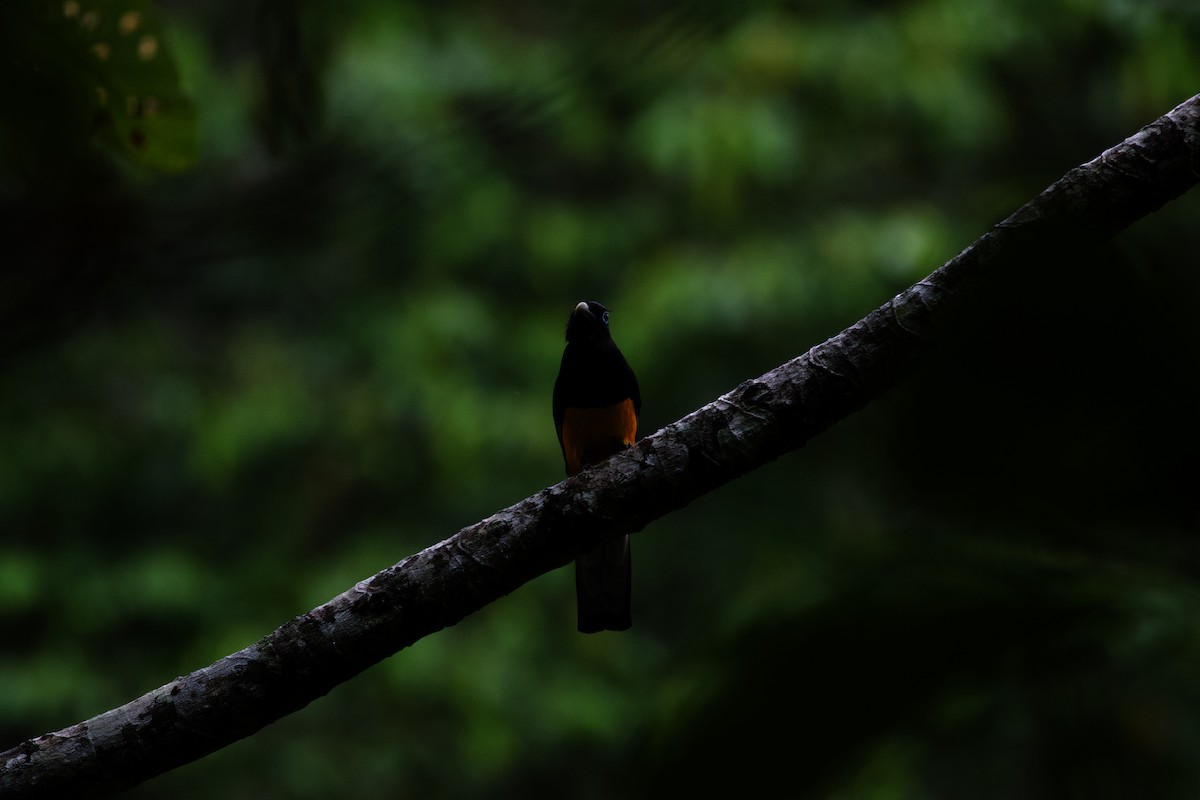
[565,300,612,344]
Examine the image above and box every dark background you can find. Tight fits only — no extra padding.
[3,0,1200,797]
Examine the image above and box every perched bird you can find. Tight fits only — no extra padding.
[552,300,640,633]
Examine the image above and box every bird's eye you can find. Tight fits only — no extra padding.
[601,311,610,325]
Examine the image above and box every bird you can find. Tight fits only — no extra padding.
[552,300,640,633]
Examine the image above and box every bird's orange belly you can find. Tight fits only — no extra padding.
[561,399,638,476]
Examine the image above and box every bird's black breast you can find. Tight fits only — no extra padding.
[553,339,640,423]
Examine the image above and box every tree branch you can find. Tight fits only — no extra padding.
[4,93,1199,797]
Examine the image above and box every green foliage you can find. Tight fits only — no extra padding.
[67,0,197,171]
[3,0,1200,797]
[0,0,196,180]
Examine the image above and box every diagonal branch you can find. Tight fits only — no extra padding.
[4,93,1199,797]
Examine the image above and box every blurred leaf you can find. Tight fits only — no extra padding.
[3,0,198,174]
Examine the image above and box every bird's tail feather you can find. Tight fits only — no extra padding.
[575,535,631,633]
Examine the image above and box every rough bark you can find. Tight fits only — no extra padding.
[3,94,1199,797]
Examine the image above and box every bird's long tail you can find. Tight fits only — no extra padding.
[575,535,631,633]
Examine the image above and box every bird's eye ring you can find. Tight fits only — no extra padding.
[601,311,610,324]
